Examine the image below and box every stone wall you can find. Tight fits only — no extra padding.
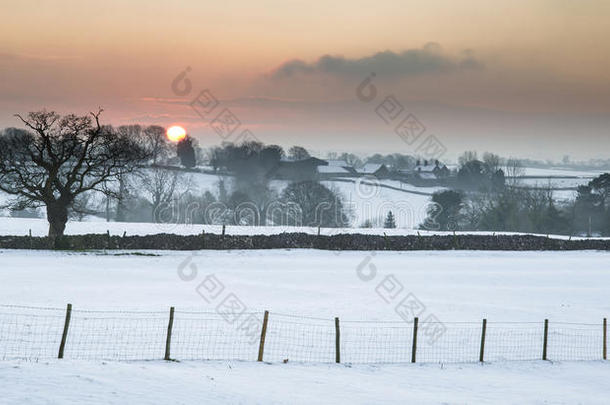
[0,233,608,251]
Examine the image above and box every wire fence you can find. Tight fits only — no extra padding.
[0,304,607,364]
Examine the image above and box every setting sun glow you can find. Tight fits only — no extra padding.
[166,125,187,142]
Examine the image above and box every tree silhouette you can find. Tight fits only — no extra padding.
[0,110,150,241]
[177,136,197,168]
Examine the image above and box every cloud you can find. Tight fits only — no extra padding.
[269,43,483,79]
[0,52,78,64]
[136,97,190,105]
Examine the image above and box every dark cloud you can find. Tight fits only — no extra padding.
[269,43,483,80]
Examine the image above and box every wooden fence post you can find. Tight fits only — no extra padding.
[411,317,418,363]
[479,319,487,362]
[164,307,175,360]
[603,318,608,360]
[335,317,341,363]
[58,303,72,359]
[257,310,269,362]
[542,319,549,360]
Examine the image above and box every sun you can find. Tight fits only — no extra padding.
[166,125,187,142]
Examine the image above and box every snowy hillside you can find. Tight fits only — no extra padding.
[1,171,440,229]
[520,167,606,177]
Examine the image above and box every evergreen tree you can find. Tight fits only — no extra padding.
[589,173,610,208]
[571,185,602,236]
[425,190,463,231]
[384,211,397,228]
[177,136,197,168]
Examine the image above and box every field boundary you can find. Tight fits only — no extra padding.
[1,304,607,364]
[1,232,610,251]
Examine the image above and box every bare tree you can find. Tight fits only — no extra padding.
[143,125,170,165]
[0,110,150,240]
[339,152,363,168]
[458,150,478,167]
[505,157,524,185]
[482,152,501,175]
[288,145,310,161]
[140,168,194,222]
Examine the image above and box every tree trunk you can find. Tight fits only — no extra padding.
[115,175,127,222]
[47,202,69,239]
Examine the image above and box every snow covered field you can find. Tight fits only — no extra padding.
[2,359,609,405]
[521,167,605,178]
[1,249,608,320]
[516,167,606,199]
[320,178,440,228]
[1,249,609,403]
[1,207,608,404]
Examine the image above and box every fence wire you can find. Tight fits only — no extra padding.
[171,310,261,361]
[65,310,168,361]
[341,322,412,363]
[547,323,603,361]
[484,322,544,361]
[0,306,65,361]
[418,323,481,363]
[265,314,335,363]
[0,305,606,364]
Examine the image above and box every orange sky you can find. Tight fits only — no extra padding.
[2,0,609,159]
